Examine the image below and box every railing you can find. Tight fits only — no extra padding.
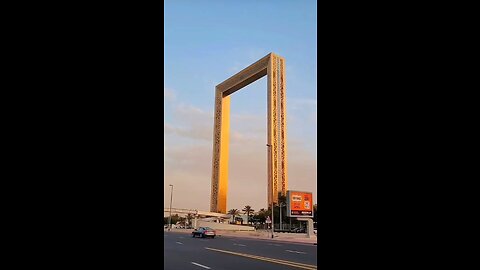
[163,208,231,218]
[163,208,197,213]
[251,223,308,232]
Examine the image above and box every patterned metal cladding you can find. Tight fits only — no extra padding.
[279,57,288,197]
[271,55,279,205]
[210,53,288,213]
[210,88,222,212]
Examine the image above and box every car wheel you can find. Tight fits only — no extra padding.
[211,236,215,239]
[192,234,195,238]
[201,234,205,238]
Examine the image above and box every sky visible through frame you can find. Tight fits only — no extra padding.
[164,0,317,213]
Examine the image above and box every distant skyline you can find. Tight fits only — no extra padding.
[164,0,317,212]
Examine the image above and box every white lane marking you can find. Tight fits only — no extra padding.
[191,262,211,269]
[233,243,246,246]
[285,249,307,254]
[268,243,282,246]
[176,241,183,245]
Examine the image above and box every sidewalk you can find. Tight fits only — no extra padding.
[202,229,317,245]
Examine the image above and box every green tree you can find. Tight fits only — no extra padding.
[277,193,288,226]
[178,216,186,226]
[186,213,193,227]
[253,208,268,223]
[278,193,287,204]
[242,205,254,225]
[164,214,181,227]
[173,214,180,225]
[267,192,289,227]
[228,209,240,223]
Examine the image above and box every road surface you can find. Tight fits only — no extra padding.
[164,231,317,270]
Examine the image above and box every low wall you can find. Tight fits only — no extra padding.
[197,220,255,231]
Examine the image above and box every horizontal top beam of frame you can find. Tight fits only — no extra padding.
[217,53,274,96]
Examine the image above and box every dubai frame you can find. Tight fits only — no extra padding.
[210,53,288,213]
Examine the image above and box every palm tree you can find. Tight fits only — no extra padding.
[228,209,240,224]
[242,205,254,225]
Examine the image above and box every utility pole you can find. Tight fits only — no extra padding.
[168,184,174,231]
[279,202,285,231]
[267,144,274,238]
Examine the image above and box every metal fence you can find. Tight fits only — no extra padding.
[253,222,306,231]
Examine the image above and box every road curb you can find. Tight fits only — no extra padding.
[165,229,317,245]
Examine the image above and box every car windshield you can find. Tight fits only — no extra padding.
[204,227,213,230]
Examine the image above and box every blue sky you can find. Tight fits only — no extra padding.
[164,0,317,212]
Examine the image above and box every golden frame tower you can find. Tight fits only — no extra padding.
[210,53,288,213]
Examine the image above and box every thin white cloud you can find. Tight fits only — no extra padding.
[289,98,317,110]
[164,87,176,101]
[173,104,214,125]
[288,98,317,125]
[165,122,213,142]
[231,113,262,122]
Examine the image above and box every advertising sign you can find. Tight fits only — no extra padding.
[286,190,313,218]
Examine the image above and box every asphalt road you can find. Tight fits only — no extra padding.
[164,231,317,270]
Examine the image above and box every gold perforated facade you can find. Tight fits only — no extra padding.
[210,53,288,213]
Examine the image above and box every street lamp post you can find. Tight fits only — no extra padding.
[266,144,274,238]
[168,184,174,231]
[279,202,285,231]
